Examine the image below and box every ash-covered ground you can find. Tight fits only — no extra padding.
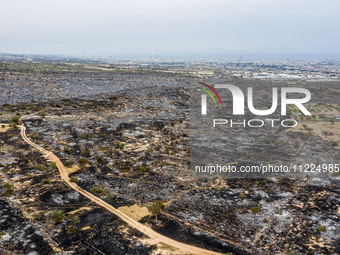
[0,69,339,255]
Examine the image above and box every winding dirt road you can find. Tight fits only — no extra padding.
[19,117,221,255]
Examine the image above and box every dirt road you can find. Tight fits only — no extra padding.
[19,118,221,255]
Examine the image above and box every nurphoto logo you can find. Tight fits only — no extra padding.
[198,83,312,128]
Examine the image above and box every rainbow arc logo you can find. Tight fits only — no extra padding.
[197,82,223,106]
[197,82,222,115]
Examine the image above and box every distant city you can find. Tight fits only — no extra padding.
[1,52,339,81]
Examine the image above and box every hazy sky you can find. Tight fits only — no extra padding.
[1,0,339,57]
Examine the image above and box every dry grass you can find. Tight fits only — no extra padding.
[118,204,151,221]
[288,120,340,144]
[65,164,80,175]
[81,226,91,231]
[0,124,12,133]
[68,206,93,215]
[287,103,340,144]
